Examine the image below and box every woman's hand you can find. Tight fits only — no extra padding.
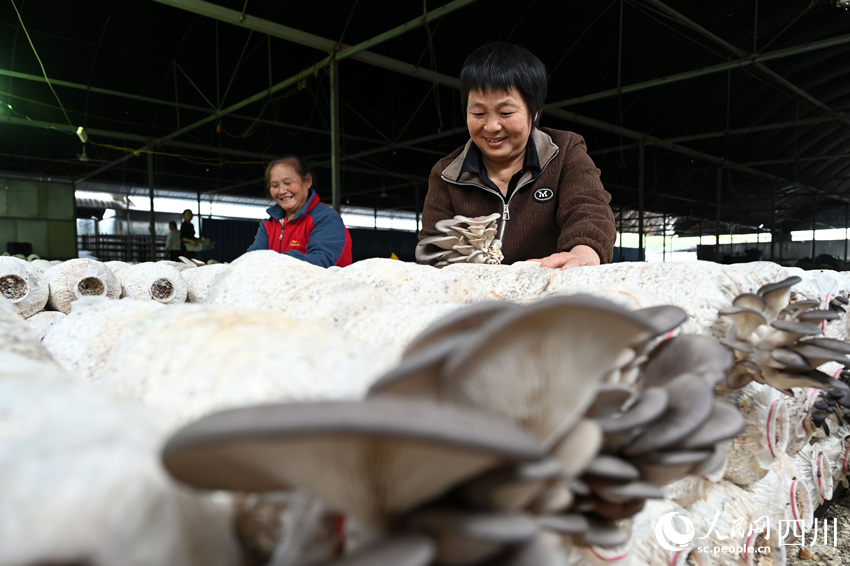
[528,245,601,270]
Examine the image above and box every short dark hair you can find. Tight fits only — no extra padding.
[265,155,311,189]
[460,42,548,126]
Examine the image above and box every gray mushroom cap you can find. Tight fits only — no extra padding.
[161,398,545,530]
[624,374,715,455]
[441,294,658,447]
[321,534,436,566]
[585,498,647,521]
[588,479,665,504]
[718,306,767,341]
[802,337,850,355]
[670,401,745,451]
[632,449,713,485]
[761,369,850,395]
[771,348,815,371]
[457,459,564,511]
[634,304,689,337]
[720,336,755,353]
[796,310,841,324]
[550,418,603,478]
[582,455,641,482]
[758,276,802,314]
[409,508,538,543]
[368,338,455,399]
[402,301,519,358]
[584,384,634,419]
[732,293,766,312]
[597,387,668,436]
[760,319,824,349]
[536,513,589,535]
[640,334,734,387]
[488,535,575,566]
[576,517,632,548]
[779,299,821,318]
[408,508,538,566]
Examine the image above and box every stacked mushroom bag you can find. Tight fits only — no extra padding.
[0,255,49,318]
[0,295,57,363]
[25,310,67,340]
[161,294,747,565]
[42,297,165,382]
[179,262,230,303]
[0,351,241,566]
[43,258,120,314]
[205,251,458,356]
[546,259,761,336]
[90,302,396,426]
[206,251,394,326]
[117,261,187,304]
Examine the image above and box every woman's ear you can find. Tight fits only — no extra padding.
[305,173,313,189]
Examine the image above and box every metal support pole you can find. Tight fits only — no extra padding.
[618,208,624,261]
[638,140,645,262]
[845,204,848,263]
[811,193,817,262]
[715,167,722,262]
[770,185,776,262]
[147,153,156,260]
[330,56,341,212]
[662,213,667,262]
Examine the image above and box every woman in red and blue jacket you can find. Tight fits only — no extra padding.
[247,155,352,267]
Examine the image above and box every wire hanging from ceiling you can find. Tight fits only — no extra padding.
[9,0,74,127]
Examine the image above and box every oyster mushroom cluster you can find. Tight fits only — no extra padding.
[718,276,850,397]
[802,369,850,436]
[161,295,747,565]
[415,213,503,267]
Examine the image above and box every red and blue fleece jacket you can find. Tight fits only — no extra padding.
[247,191,352,267]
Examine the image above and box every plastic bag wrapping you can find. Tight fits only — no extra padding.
[180,263,230,303]
[44,258,120,314]
[0,256,49,318]
[725,384,789,487]
[119,262,188,304]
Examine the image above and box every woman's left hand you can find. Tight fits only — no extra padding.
[528,245,601,270]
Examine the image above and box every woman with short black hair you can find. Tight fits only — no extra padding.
[418,42,616,270]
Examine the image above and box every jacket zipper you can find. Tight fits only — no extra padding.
[442,177,533,242]
[278,218,286,253]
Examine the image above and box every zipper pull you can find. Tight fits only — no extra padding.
[503,203,510,221]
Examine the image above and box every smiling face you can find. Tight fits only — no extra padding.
[269,162,312,220]
[466,87,534,170]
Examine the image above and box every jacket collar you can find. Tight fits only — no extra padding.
[442,127,559,185]
[265,189,319,221]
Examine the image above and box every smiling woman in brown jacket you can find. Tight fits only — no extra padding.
[418,42,616,269]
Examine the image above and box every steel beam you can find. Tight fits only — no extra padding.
[77,0,476,183]
[153,0,464,89]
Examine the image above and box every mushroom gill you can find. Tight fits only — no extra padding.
[162,397,545,532]
[415,213,503,267]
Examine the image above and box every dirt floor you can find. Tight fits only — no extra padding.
[787,487,850,566]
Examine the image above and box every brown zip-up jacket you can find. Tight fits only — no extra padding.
[419,127,616,264]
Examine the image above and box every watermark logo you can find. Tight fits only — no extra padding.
[655,511,695,551]
[653,510,840,557]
